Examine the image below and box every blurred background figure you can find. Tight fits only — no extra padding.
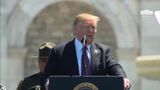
[16,42,56,90]
[0,83,6,90]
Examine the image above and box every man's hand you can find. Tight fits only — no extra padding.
[124,78,131,90]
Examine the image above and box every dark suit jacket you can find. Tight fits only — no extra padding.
[17,73,41,90]
[41,39,127,89]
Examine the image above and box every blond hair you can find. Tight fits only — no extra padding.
[73,13,100,26]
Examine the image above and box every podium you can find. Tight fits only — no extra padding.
[48,76,124,90]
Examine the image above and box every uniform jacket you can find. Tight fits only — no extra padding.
[17,73,41,90]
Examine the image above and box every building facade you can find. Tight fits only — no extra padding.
[0,0,160,90]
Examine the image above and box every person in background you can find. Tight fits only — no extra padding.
[0,83,6,90]
[17,42,56,90]
[41,13,131,90]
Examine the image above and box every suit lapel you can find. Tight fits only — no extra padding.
[90,43,101,74]
[63,39,79,75]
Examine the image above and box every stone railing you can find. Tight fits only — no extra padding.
[136,55,160,79]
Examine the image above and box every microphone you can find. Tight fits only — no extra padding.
[81,35,87,45]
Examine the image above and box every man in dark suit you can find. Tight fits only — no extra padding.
[17,42,56,90]
[42,13,131,90]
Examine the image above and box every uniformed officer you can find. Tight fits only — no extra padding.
[17,42,56,90]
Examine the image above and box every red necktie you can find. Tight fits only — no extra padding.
[81,46,90,75]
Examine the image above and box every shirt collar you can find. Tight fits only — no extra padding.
[75,38,91,51]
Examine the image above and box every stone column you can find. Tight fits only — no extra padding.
[0,3,8,89]
[7,48,27,89]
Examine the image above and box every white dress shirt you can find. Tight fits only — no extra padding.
[74,38,91,76]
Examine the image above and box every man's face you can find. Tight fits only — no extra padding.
[38,58,48,73]
[74,19,98,45]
